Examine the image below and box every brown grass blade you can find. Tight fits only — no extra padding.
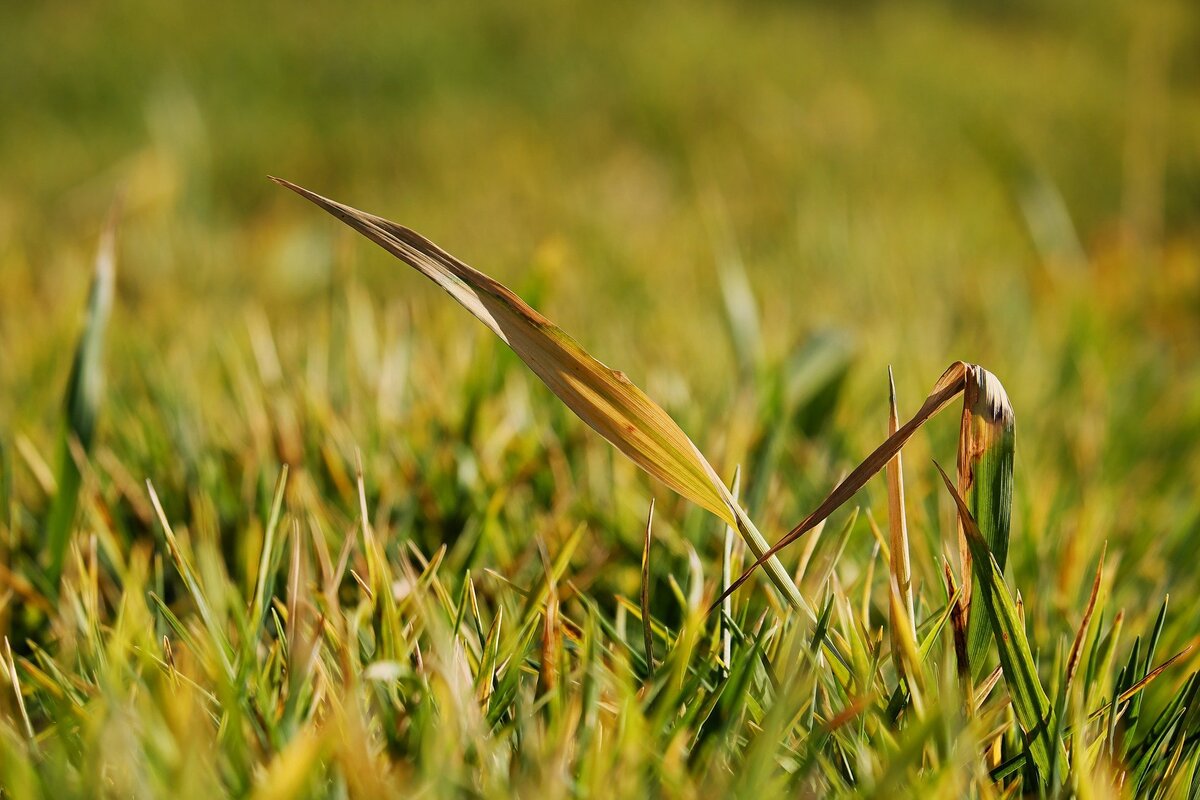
[1066,545,1106,692]
[274,178,731,522]
[944,558,975,715]
[274,178,806,609]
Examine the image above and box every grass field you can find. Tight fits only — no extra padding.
[2,1,1200,796]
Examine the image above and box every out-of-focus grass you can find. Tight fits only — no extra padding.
[1,0,1200,796]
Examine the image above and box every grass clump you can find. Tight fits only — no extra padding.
[4,188,1197,797]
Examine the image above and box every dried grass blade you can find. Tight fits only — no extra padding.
[274,179,805,609]
[943,558,974,715]
[1067,546,1106,692]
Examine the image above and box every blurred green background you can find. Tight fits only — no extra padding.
[2,0,1199,647]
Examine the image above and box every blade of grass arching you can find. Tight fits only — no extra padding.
[935,462,1057,784]
[957,366,1016,676]
[714,361,970,610]
[274,179,805,610]
[886,367,916,678]
[46,210,118,585]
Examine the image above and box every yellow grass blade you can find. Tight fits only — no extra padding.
[273,178,804,608]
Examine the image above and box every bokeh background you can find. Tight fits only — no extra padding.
[2,0,1199,661]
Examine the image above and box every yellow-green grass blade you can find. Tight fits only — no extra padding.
[273,179,804,609]
[886,367,915,678]
[641,499,655,675]
[936,462,1057,784]
[46,210,118,585]
[956,365,1015,675]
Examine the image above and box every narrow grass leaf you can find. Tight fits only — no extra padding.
[274,179,804,608]
[715,361,970,609]
[935,461,1057,782]
[886,367,916,674]
[957,365,1016,674]
[721,467,741,671]
[916,584,962,665]
[46,210,118,583]
[641,499,655,676]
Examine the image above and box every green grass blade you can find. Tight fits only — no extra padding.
[956,365,1015,675]
[45,212,117,584]
[936,461,1057,785]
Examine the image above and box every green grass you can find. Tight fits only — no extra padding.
[2,0,1200,796]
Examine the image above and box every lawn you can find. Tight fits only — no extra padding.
[2,0,1199,796]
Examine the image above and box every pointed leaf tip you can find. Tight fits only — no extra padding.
[277,180,807,609]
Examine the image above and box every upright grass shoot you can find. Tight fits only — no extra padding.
[45,209,118,587]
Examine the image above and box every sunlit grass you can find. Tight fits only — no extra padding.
[2,1,1199,796]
